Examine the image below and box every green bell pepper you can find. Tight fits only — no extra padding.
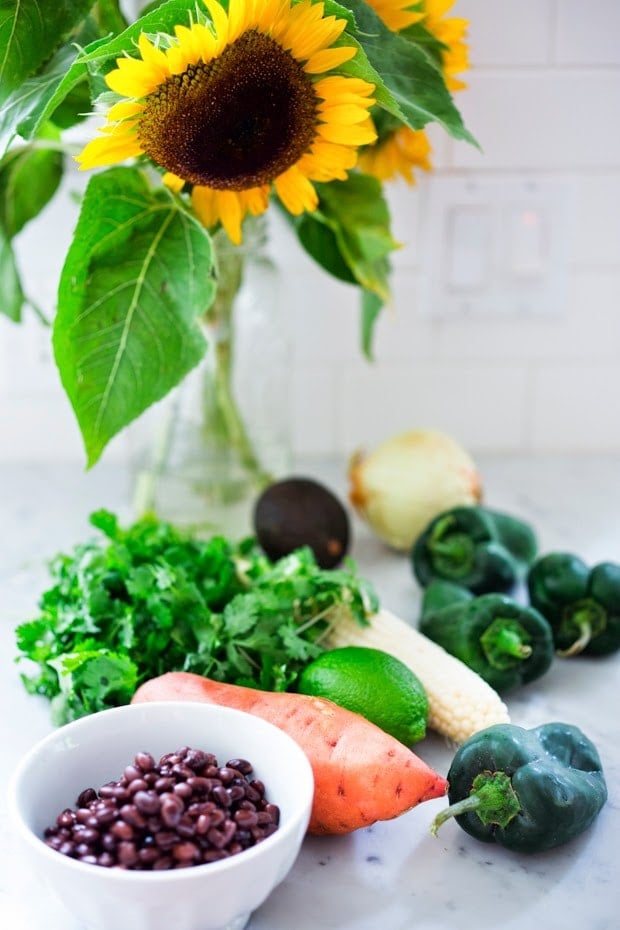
[431,722,607,853]
[527,552,620,656]
[419,579,554,692]
[412,505,538,595]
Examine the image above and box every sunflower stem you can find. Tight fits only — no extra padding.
[200,227,272,489]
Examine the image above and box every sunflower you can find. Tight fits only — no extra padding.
[358,126,431,184]
[421,0,469,91]
[366,0,468,89]
[363,0,424,32]
[76,0,377,243]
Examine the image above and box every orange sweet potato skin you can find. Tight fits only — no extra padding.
[132,671,447,835]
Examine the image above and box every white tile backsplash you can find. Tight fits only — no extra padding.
[555,0,620,66]
[1,0,620,462]
[452,71,620,170]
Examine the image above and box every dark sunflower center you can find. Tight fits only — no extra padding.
[138,29,319,190]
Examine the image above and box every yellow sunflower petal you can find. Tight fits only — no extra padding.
[192,187,248,244]
[243,186,271,216]
[276,2,347,60]
[304,45,357,74]
[106,100,145,121]
[203,0,231,53]
[162,172,185,192]
[317,119,377,146]
[227,0,252,43]
[315,75,376,100]
[314,76,376,109]
[364,0,424,32]
[137,33,169,76]
[215,190,245,244]
[359,127,433,184]
[318,103,375,124]
[274,165,318,215]
[75,133,143,170]
[298,140,357,180]
[106,57,163,99]
[169,25,204,70]
[191,186,220,229]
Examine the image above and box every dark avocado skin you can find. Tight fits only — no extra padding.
[253,476,350,568]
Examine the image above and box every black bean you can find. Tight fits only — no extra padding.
[123,765,142,784]
[185,749,212,771]
[152,856,173,870]
[134,752,155,772]
[56,810,75,828]
[186,776,211,794]
[227,758,253,776]
[160,794,184,827]
[234,809,258,828]
[138,847,159,866]
[133,790,161,815]
[110,821,134,841]
[154,830,179,850]
[117,841,138,866]
[196,814,211,835]
[119,805,146,829]
[265,803,280,823]
[77,788,97,807]
[154,776,175,793]
[172,841,199,862]
[212,785,231,807]
[42,746,280,871]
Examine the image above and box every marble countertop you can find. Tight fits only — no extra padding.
[1,455,618,930]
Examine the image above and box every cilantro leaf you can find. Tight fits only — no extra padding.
[15,511,379,723]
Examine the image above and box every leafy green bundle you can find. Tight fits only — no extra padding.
[15,510,378,725]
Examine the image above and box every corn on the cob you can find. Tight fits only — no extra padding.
[325,607,510,744]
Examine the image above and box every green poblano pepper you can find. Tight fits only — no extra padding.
[527,552,620,656]
[412,505,538,595]
[419,580,554,692]
[431,722,607,853]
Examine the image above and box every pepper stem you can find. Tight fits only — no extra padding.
[427,517,476,579]
[558,599,606,656]
[557,620,592,657]
[480,617,533,670]
[430,794,481,837]
[431,771,521,838]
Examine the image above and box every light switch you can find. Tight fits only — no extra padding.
[508,206,547,277]
[418,175,573,317]
[446,205,493,290]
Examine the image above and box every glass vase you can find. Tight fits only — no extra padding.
[132,217,291,538]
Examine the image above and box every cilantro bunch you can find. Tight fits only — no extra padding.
[15,509,378,725]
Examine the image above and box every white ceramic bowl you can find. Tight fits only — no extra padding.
[7,701,314,930]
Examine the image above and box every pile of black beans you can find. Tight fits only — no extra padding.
[43,746,280,870]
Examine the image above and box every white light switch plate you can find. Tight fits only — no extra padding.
[417,175,575,318]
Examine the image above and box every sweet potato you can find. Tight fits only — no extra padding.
[132,671,447,835]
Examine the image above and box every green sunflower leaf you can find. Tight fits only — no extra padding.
[79,0,200,71]
[293,212,358,286]
[341,0,477,145]
[0,225,24,321]
[315,173,398,302]
[0,144,64,239]
[361,288,384,361]
[0,16,101,156]
[0,0,93,103]
[54,166,216,467]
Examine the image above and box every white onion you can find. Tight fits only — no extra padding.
[348,429,483,551]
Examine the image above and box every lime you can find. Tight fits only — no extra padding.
[298,645,429,746]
